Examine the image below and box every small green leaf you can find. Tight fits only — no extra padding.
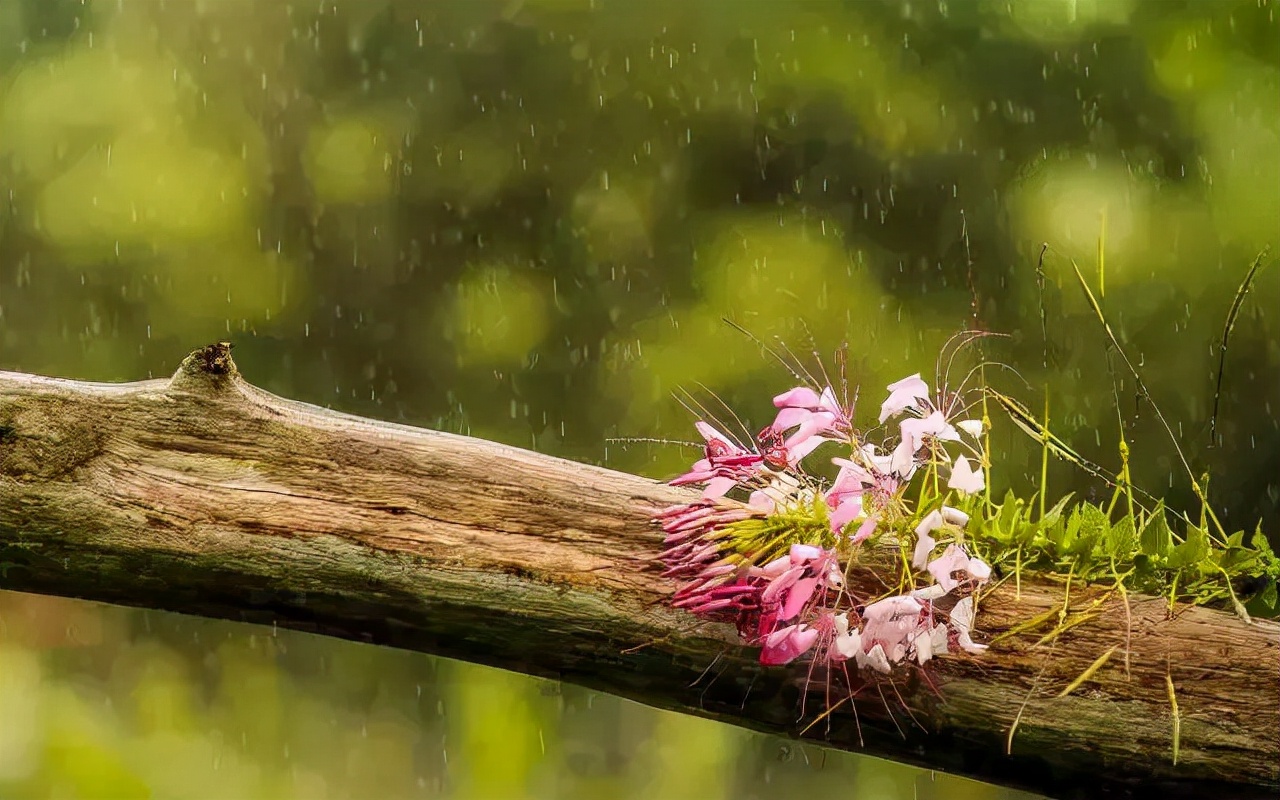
[1016,520,1041,546]
[1167,525,1209,569]
[997,490,1024,535]
[1107,516,1136,558]
[1261,580,1278,611]
[1072,504,1108,557]
[1042,493,1074,527]
[1140,504,1173,557]
[1251,527,1278,561]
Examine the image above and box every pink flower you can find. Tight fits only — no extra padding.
[888,439,918,479]
[747,489,776,513]
[827,493,864,535]
[756,544,839,624]
[825,458,870,533]
[826,450,904,537]
[752,545,841,649]
[879,373,931,423]
[760,623,820,665]
[673,579,759,616]
[850,514,879,544]
[670,421,765,499]
[766,385,854,457]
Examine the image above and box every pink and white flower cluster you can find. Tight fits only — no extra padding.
[656,372,993,675]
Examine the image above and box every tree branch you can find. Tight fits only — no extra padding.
[1,344,1276,799]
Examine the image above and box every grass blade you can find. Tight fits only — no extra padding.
[1058,645,1117,697]
[1209,248,1272,443]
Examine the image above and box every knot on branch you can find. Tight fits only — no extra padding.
[168,342,240,395]
[0,406,103,481]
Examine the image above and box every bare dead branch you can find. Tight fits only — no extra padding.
[1,344,1276,799]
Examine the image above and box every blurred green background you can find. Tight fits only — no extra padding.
[0,0,1276,797]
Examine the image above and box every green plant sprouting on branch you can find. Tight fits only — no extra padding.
[651,245,1276,763]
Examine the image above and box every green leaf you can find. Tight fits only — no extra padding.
[1167,525,1209,569]
[1042,493,1074,527]
[1107,515,1136,558]
[1070,503,1109,558]
[1261,580,1278,611]
[1251,527,1278,561]
[1011,519,1039,546]
[997,490,1025,537]
[1140,503,1173,557]
[1049,507,1077,551]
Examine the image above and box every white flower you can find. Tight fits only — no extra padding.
[947,455,985,495]
[912,506,972,570]
[911,583,948,601]
[956,419,984,438]
[911,623,950,664]
[857,643,893,674]
[913,510,944,570]
[831,614,863,661]
[950,596,988,654]
[900,410,960,453]
[878,373,931,423]
[928,544,992,592]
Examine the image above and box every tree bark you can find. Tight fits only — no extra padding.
[1,344,1276,799]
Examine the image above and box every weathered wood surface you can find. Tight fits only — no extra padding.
[1,344,1276,799]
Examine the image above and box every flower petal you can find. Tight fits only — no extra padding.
[912,628,935,664]
[761,566,805,604]
[878,374,930,423]
[760,624,818,665]
[789,544,824,563]
[769,406,812,433]
[947,455,985,495]
[849,513,879,544]
[889,438,917,477]
[748,489,777,513]
[786,434,827,464]
[927,544,971,592]
[913,530,938,571]
[694,421,737,449]
[950,596,988,654]
[833,613,850,637]
[833,628,862,661]
[780,576,818,620]
[828,494,864,534]
[968,557,992,583]
[957,419,984,438]
[857,643,893,673]
[758,554,792,578]
[702,475,738,499]
[773,387,824,409]
[900,410,958,452]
